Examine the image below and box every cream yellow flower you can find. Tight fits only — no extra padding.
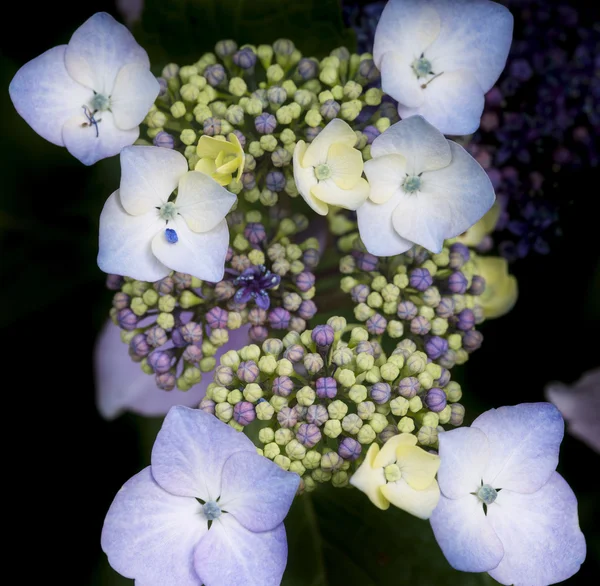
[195,132,245,186]
[349,433,440,519]
[293,118,370,215]
[475,256,518,319]
[456,201,501,247]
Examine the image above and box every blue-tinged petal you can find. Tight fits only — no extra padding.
[356,194,415,257]
[151,217,230,283]
[430,493,504,573]
[379,52,424,109]
[110,63,160,130]
[101,466,206,586]
[437,427,489,499]
[391,140,494,253]
[397,69,485,136]
[120,146,188,215]
[9,45,93,147]
[65,12,150,95]
[194,516,288,586]
[472,403,564,494]
[151,406,255,502]
[427,0,513,93]
[62,110,139,166]
[219,451,300,533]
[97,190,169,282]
[370,116,451,175]
[363,153,407,205]
[487,472,586,586]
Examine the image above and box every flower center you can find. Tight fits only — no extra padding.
[159,201,178,222]
[202,500,222,521]
[403,175,422,193]
[384,464,402,482]
[314,163,332,181]
[476,484,498,505]
[91,92,111,111]
[412,56,432,79]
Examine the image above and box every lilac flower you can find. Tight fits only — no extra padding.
[234,265,281,310]
[102,406,299,585]
[431,403,586,585]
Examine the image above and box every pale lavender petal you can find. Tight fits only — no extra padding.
[63,110,139,166]
[437,427,489,499]
[487,472,586,586]
[219,451,300,532]
[101,466,206,586]
[194,515,288,586]
[110,63,160,129]
[472,403,564,493]
[65,12,149,94]
[151,406,255,501]
[9,45,92,147]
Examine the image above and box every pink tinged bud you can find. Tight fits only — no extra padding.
[277,407,298,428]
[338,437,361,460]
[249,326,268,342]
[155,371,176,391]
[296,423,322,448]
[180,321,203,344]
[182,344,203,364]
[425,388,447,412]
[233,401,256,426]
[237,360,260,383]
[316,377,337,399]
[306,404,328,426]
[206,307,229,330]
[272,376,294,397]
[112,292,130,310]
[117,308,138,331]
[199,398,216,415]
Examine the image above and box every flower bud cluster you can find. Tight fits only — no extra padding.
[197,317,465,493]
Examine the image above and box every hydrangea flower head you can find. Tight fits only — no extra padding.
[9,12,159,165]
[430,403,586,585]
[373,0,513,135]
[101,405,300,585]
[358,115,495,256]
[98,145,237,282]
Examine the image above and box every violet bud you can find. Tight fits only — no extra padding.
[312,324,335,348]
[117,308,138,331]
[297,57,318,79]
[155,371,176,391]
[306,404,328,426]
[199,398,216,415]
[154,276,174,295]
[183,344,203,364]
[469,275,486,296]
[456,309,476,331]
[355,252,379,272]
[237,360,260,383]
[255,113,277,134]
[266,171,286,192]
[269,307,291,329]
[249,326,268,342]
[397,377,420,398]
[153,131,174,149]
[448,271,468,294]
[355,340,374,356]
[463,329,484,352]
[316,377,337,399]
[449,243,470,269]
[180,321,203,344]
[363,125,380,144]
[370,382,391,404]
[112,292,130,310]
[244,222,266,245]
[302,249,320,269]
[366,313,387,335]
[409,268,433,291]
[296,423,321,448]
[272,376,294,397]
[426,388,447,412]
[233,401,256,426]
[130,333,150,358]
[425,336,449,360]
[203,117,222,136]
[147,351,174,374]
[298,299,317,320]
[436,367,451,387]
[358,58,379,82]
[295,271,316,292]
[284,344,305,362]
[233,47,257,69]
[248,307,267,326]
[146,326,167,348]
[277,407,298,428]
[351,284,370,303]
[338,437,362,460]
[397,300,418,320]
[106,274,124,291]
[205,64,227,86]
[410,315,431,336]
[450,403,465,426]
[436,297,455,318]
[171,328,187,348]
[206,307,229,330]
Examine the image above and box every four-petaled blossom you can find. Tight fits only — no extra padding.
[196,133,245,186]
[9,12,159,165]
[474,256,517,319]
[293,118,370,215]
[350,433,440,519]
[98,146,236,282]
[358,115,495,256]
[373,0,513,135]
[430,403,586,586]
[102,406,300,585]
[545,368,600,453]
[234,265,281,310]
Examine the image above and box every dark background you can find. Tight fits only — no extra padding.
[1,1,598,584]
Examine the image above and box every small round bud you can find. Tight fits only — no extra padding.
[417,426,438,446]
[370,382,391,404]
[342,413,363,435]
[338,437,361,460]
[277,407,298,429]
[296,423,322,448]
[390,396,410,417]
[425,388,447,412]
[450,403,466,426]
[233,401,256,426]
[306,404,329,427]
[327,400,348,420]
[256,401,275,421]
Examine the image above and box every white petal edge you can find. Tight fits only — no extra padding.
[293,141,328,216]
[302,118,358,168]
[110,63,160,129]
[311,177,370,211]
[380,51,424,109]
[380,477,440,520]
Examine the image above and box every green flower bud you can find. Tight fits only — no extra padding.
[247,249,265,266]
[239,344,260,362]
[180,129,197,146]
[302,450,322,470]
[274,455,291,471]
[327,316,347,332]
[259,428,275,444]
[131,280,149,296]
[367,291,383,309]
[452,295,466,313]
[421,412,439,428]
[209,328,229,347]
[385,320,403,339]
[356,352,375,372]
[319,66,338,86]
[340,99,362,121]
[332,471,349,488]
[357,424,376,444]
[288,102,302,118]
[243,383,263,402]
[354,131,368,150]
[289,461,306,477]
[357,401,376,420]
[369,413,388,434]
[282,330,301,347]
[130,297,147,317]
[279,128,296,145]
[147,110,167,129]
[418,371,434,390]
[189,74,206,89]
[397,417,415,433]
[312,468,332,483]
[381,283,400,302]
[342,413,363,434]
[302,475,316,492]
[264,442,280,460]
[226,104,245,125]
[409,396,423,413]
[405,351,427,375]
[193,104,213,123]
[270,395,289,412]
[339,254,356,274]
[257,44,273,69]
[417,426,438,446]
[354,303,375,322]
[256,401,275,421]
[211,386,228,404]
[380,363,400,382]
[419,306,435,320]
[323,419,342,438]
[448,334,462,350]
[282,79,297,96]
[375,403,391,416]
[179,65,199,81]
[446,382,462,402]
[221,350,241,368]
[215,402,233,422]
[364,87,383,106]
[142,288,158,307]
[294,89,314,108]
[201,341,217,357]
[140,358,153,375]
[318,90,334,103]
[286,439,307,460]
[277,358,294,376]
[328,400,348,420]
[340,276,358,293]
[426,363,442,380]
[180,83,200,102]
[438,405,452,425]
[170,101,186,118]
[321,451,342,472]
[364,366,382,384]
[267,64,285,84]
[343,80,362,100]
[275,428,294,446]
[393,273,409,289]
[375,117,391,132]
[305,109,322,127]
[228,76,247,97]
[258,355,277,375]
[297,386,316,406]
[390,396,409,417]
[183,367,201,385]
[336,369,356,388]
[455,349,469,365]
[156,312,174,330]
[276,106,293,125]
[225,390,242,406]
[431,317,448,336]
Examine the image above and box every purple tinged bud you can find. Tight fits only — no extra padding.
[449,243,470,269]
[298,299,317,320]
[436,297,455,318]
[112,292,130,310]
[249,325,268,343]
[355,340,374,356]
[284,344,305,362]
[255,113,277,134]
[289,317,307,333]
[450,403,465,426]
[155,371,176,391]
[448,271,468,294]
[233,47,257,69]
[305,126,322,141]
[205,64,226,86]
[148,351,174,374]
[355,252,379,272]
[226,247,234,262]
[320,100,341,119]
[456,309,476,331]
[358,58,379,82]
[366,313,387,335]
[469,275,486,296]
[439,349,457,369]
[410,315,431,336]
[180,321,203,344]
[244,222,267,244]
[272,376,294,397]
[293,404,308,420]
[302,249,320,269]
[338,437,362,460]
[397,377,419,398]
[146,326,167,348]
[363,125,380,144]
[269,307,291,329]
[297,58,318,79]
[397,300,418,320]
[203,117,222,136]
[233,402,256,426]
[296,423,321,448]
[351,284,370,303]
[237,360,260,383]
[266,171,286,192]
[248,307,267,326]
[106,274,124,291]
[173,272,192,290]
[426,388,447,412]
[206,307,229,330]
[370,382,391,404]
[410,268,433,291]
[463,329,484,352]
[153,131,175,149]
[199,398,216,415]
[130,334,150,358]
[117,308,138,331]
[425,336,449,360]
[241,172,256,190]
[436,367,451,387]
[371,340,383,359]
[154,276,174,295]
[295,271,315,292]
[306,404,329,426]
[183,344,203,364]
[277,407,298,428]
[316,377,337,399]
[312,324,335,348]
